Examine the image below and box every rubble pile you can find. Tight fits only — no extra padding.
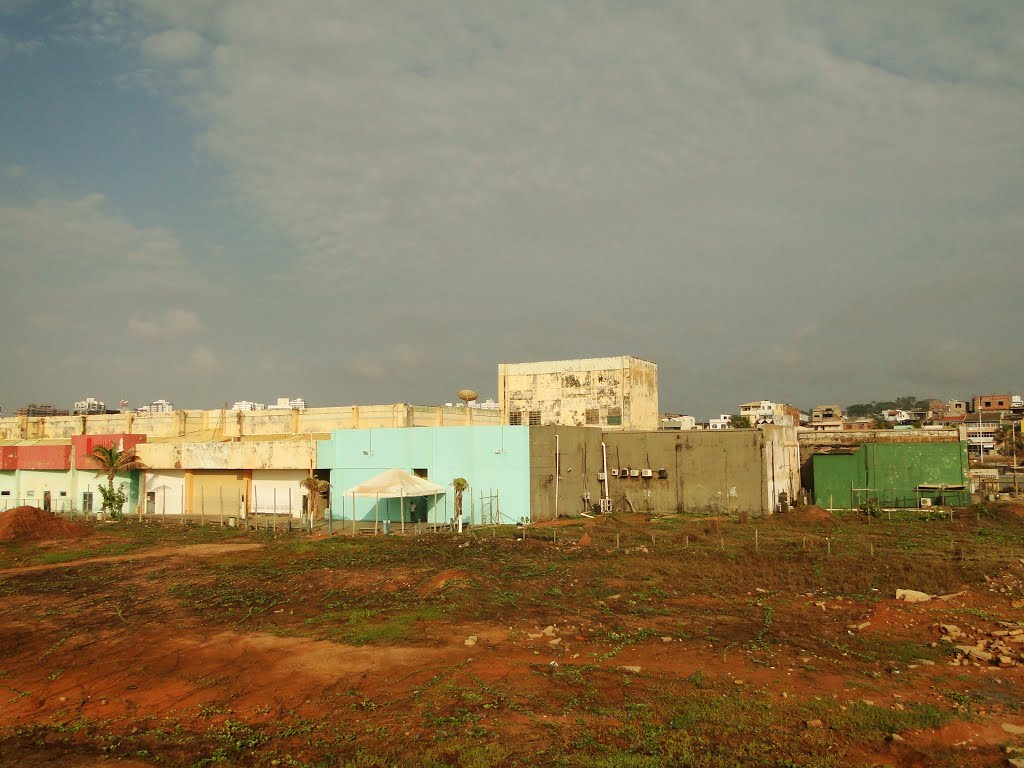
[938,622,1024,668]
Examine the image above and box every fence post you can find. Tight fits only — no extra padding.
[754,527,758,552]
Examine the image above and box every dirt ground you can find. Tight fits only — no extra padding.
[1,508,1022,767]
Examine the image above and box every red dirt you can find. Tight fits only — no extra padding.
[0,542,263,576]
[0,506,91,543]
[790,505,834,523]
[1004,503,1024,518]
[416,567,475,596]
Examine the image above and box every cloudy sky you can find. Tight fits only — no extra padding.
[1,1,1022,418]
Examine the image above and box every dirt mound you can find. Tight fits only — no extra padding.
[789,505,834,523]
[0,506,91,543]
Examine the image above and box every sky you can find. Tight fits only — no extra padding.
[1,0,1022,419]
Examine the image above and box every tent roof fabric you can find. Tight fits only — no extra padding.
[344,468,446,498]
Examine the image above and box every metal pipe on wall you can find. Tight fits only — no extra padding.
[601,441,609,501]
[554,434,560,519]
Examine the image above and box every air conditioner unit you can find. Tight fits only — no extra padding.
[629,469,641,478]
[641,469,653,478]
[657,468,668,480]
[599,498,613,513]
[620,467,629,477]
[610,469,620,477]
[597,472,606,481]
[919,498,932,508]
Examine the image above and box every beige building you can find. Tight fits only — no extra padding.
[0,403,500,442]
[498,356,658,431]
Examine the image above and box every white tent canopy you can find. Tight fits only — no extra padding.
[343,468,445,498]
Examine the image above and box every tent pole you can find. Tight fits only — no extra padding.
[401,491,405,534]
[351,492,355,535]
[375,491,379,535]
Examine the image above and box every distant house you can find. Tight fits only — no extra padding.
[660,414,697,431]
[972,394,1011,413]
[739,401,800,428]
[708,415,733,430]
[809,405,844,432]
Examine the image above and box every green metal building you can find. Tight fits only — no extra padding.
[812,442,969,510]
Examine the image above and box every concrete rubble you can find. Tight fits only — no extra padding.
[939,622,1024,668]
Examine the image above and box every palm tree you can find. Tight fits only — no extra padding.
[452,477,468,523]
[994,424,1024,460]
[87,443,145,518]
[300,475,331,519]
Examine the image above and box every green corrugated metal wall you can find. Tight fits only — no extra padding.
[813,442,969,509]
[812,452,865,509]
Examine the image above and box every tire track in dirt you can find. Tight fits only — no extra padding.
[0,543,263,576]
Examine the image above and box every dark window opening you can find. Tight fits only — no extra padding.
[607,406,622,426]
[413,468,428,479]
[528,411,542,426]
[585,408,599,425]
[509,411,522,426]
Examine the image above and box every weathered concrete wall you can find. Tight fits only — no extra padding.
[601,428,798,517]
[0,404,499,442]
[137,439,315,471]
[528,426,605,522]
[499,356,659,431]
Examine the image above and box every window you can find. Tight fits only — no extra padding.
[0,491,9,496]
[59,491,67,497]
[528,411,542,426]
[985,401,992,408]
[26,490,35,497]
[607,407,622,426]
[413,468,428,479]
[585,408,599,425]
[509,411,523,426]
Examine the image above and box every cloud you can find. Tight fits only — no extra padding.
[129,308,203,340]
[26,1,1024,416]
[140,27,205,64]
[184,344,219,374]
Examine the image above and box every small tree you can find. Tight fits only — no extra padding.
[452,477,468,523]
[87,444,145,519]
[729,415,751,429]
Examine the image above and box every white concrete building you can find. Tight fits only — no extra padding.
[74,397,105,414]
[138,399,174,414]
[498,356,659,431]
[708,415,733,430]
[232,401,267,411]
[660,415,697,430]
[268,397,306,410]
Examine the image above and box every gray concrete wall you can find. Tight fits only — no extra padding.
[602,428,795,517]
[528,426,604,522]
